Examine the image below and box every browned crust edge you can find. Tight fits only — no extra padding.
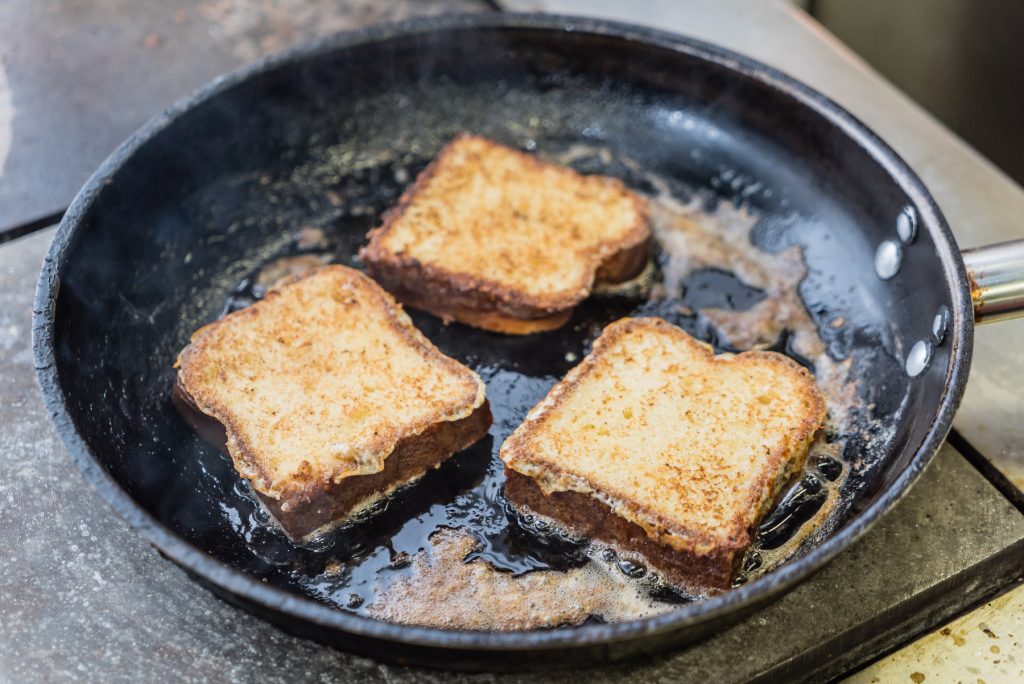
[359,133,652,334]
[500,316,827,560]
[504,470,732,593]
[361,262,575,334]
[174,265,487,500]
[173,377,492,542]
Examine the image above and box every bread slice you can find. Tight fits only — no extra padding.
[359,134,650,334]
[173,265,491,541]
[500,317,825,591]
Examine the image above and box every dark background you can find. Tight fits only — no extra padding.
[810,0,1024,186]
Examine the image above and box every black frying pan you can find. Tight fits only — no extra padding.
[33,13,1024,671]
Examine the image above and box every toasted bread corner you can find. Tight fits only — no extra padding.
[360,134,651,334]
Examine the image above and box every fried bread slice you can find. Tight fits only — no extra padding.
[174,265,490,541]
[360,134,650,334]
[500,317,825,591]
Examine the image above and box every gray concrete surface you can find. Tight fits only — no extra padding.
[0,0,488,231]
[3,227,1023,682]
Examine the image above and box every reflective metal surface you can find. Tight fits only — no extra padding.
[963,241,1024,323]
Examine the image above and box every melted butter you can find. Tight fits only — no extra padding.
[365,528,675,629]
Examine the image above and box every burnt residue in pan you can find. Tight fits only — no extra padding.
[169,142,906,630]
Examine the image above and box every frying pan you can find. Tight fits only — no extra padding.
[32,13,1024,671]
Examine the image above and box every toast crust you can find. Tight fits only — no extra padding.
[360,134,651,333]
[174,265,490,538]
[504,471,734,592]
[173,379,491,541]
[363,259,574,334]
[500,317,825,588]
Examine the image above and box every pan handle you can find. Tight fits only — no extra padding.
[962,240,1024,324]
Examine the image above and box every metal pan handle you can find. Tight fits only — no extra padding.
[962,240,1024,324]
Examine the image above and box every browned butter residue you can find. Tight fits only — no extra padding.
[642,169,857,427]
[366,528,674,629]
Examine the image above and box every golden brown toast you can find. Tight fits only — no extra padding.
[173,265,491,541]
[500,317,825,591]
[360,134,651,334]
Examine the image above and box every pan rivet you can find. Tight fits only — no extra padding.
[905,339,933,377]
[897,206,918,244]
[932,305,950,345]
[874,240,903,280]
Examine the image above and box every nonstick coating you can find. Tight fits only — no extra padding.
[34,14,972,669]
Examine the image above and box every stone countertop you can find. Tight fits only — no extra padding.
[2,0,1023,681]
[0,0,489,232]
[849,582,1024,684]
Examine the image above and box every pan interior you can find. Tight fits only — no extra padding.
[51,24,956,633]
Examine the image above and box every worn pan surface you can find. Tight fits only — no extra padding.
[34,13,985,670]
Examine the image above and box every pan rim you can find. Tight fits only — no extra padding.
[32,12,974,654]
